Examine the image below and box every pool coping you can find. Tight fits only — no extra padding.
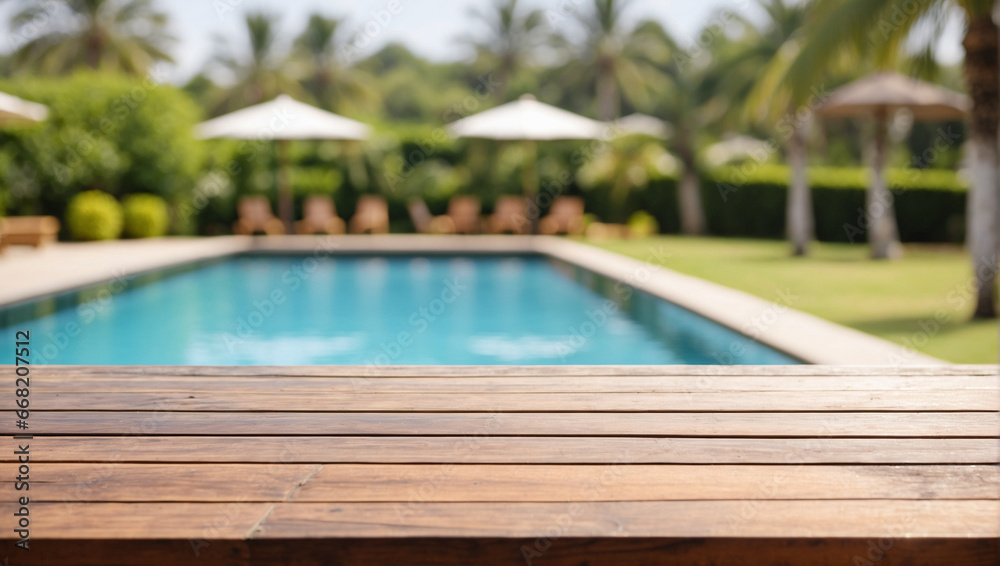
[0,235,944,365]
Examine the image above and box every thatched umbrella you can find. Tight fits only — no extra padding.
[0,91,48,126]
[196,95,371,232]
[447,94,606,232]
[817,72,968,259]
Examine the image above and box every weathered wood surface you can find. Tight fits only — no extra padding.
[6,411,996,436]
[10,436,998,463]
[32,389,1000,411]
[0,364,996,566]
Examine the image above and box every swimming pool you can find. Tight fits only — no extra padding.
[1,254,799,365]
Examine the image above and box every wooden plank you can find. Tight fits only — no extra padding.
[2,538,996,566]
[31,389,1000,411]
[13,437,998,464]
[0,540,250,566]
[1,464,320,502]
[254,500,1000,538]
[9,411,998,437]
[28,364,999,377]
[29,374,1000,393]
[0,502,273,539]
[2,500,994,540]
[292,464,1000,502]
[12,464,995,503]
[244,538,1000,566]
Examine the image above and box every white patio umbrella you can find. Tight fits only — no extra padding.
[195,95,371,231]
[817,72,968,259]
[611,113,672,139]
[447,94,606,231]
[0,91,48,126]
[704,135,773,167]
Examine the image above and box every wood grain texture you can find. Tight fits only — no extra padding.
[9,464,996,503]
[0,363,993,563]
[33,389,1000,411]
[27,364,999,376]
[13,436,998,464]
[28,374,1000,393]
[254,500,1000,538]
[291,464,1000,502]
[0,502,273,539]
[1,500,995,540]
[1,463,321,502]
[9,411,997,437]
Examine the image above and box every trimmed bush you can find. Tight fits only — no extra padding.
[123,194,169,238]
[66,191,123,241]
[703,165,967,243]
[627,165,966,242]
[628,210,660,237]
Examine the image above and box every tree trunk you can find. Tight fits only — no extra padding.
[868,111,902,260]
[967,137,998,318]
[678,164,704,235]
[596,60,618,121]
[786,122,813,256]
[962,13,999,318]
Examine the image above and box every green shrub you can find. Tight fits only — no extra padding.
[122,193,169,238]
[66,191,123,241]
[628,210,660,237]
[291,167,343,196]
[698,165,967,243]
[0,72,203,219]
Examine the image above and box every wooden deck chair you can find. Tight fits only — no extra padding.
[488,196,530,234]
[349,195,390,234]
[0,216,60,252]
[540,196,586,236]
[295,196,346,235]
[447,196,482,234]
[233,196,285,235]
[407,199,456,234]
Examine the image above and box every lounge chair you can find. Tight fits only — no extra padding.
[447,196,482,234]
[349,195,390,234]
[295,196,345,235]
[488,196,530,234]
[540,196,585,236]
[408,199,456,234]
[233,196,285,235]
[0,216,60,252]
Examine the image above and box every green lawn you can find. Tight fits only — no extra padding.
[589,236,997,364]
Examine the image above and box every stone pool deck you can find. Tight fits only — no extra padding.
[0,235,941,365]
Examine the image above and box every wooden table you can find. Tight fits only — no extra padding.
[2,365,998,565]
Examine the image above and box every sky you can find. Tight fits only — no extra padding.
[1,0,966,85]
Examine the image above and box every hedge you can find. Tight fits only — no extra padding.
[630,165,967,243]
[0,72,203,229]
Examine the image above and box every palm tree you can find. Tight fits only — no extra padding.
[292,13,379,114]
[569,0,670,121]
[459,0,544,102]
[774,0,996,316]
[738,0,816,256]
[578,134,675,222]
[209,11,303,114]
[6,0,174,75]
[636,21,708,235]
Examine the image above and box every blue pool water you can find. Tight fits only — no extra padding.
[1,255,798,365]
